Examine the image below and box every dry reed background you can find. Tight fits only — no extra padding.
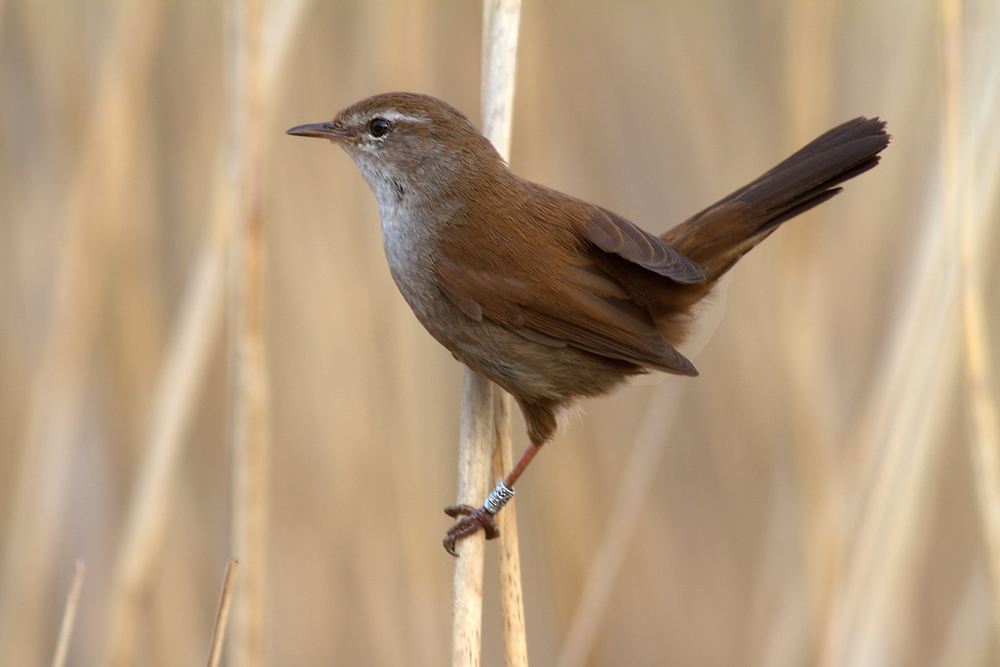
[1,0,999,665]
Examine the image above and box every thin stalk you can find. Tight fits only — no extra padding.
[105,0,307,662]
[482,2,526,666]
[50,561,85,667]
[820,8,970,657]
[227,0,271,666]
[451,2,523,666]
[493,392,528,667]
[207,560,240,667]
[452,372,495,667]
[943,0,1000,643]
[0,2,161,665]
[106,193,229,666]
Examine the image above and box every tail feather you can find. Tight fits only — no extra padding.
[662,117,889,283]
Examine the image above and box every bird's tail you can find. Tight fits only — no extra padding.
[662,117,890,286]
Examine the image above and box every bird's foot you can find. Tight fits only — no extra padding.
[442,505,500,556]
[442,482,515,556]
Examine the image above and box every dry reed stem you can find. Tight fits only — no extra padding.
[0,2,161,664]
[492,392,528,667]
[557,381,684,667]
[105,2,308,664]
[227,0,272,665]
[105,185,231,666]
[50,560,85,667]
[779,5,844,652]
[823,7,996,665]
[824,214,960,666]
[943,0,1000,643]
[815,8,1000,656]
[481,0,521,162]
[452,371,495,667]
[821,12,975,660]
[207,560,240,667]
[449,1,525,665]
[480,2,527,666]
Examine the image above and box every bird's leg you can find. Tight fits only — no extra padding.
[442,441,543,556]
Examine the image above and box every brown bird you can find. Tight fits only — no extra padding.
[288,92,889,555]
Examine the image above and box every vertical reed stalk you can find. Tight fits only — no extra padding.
[452,2,523,666]
[943,0,1000,643]
[821,6,968,659]
[227,0,271,665]
[482,3,527,666]
[50,561,85,667]
[452,372,495,667]
[105,1,307,662]
[106,186,230,666]
[0,2,160,665]
[780,5,843,653]
[492,392,528,667]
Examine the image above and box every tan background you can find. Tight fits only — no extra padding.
[1,0,999,665]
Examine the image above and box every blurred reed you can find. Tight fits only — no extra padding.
[0,2,164,664]
[50,560,84,667]
[207,560,239,667]
[944,0,1000,645]
[0,1,997,666]
[225,0,270,665]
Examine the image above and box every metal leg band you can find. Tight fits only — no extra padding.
[483,482,515,514]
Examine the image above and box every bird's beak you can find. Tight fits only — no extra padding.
[286,121,348,140]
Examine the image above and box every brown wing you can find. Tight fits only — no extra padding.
[435,255,698,375]
[584,207,705,284]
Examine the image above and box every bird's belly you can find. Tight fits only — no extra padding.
[420,303,637,405]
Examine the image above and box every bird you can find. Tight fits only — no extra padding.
[287,92,889,554]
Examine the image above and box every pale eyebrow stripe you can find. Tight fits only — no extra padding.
[375,110,431,124]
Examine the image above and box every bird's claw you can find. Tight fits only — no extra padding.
[442,504,500,556]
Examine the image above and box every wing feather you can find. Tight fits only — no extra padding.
[584,208,706,284]
[435,256,697,375]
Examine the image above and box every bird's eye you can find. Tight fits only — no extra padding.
[369,117,391,138]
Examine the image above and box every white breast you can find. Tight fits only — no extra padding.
[377,195,443,325]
